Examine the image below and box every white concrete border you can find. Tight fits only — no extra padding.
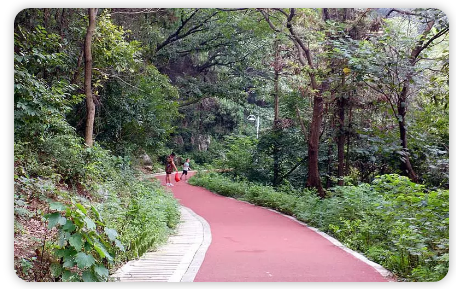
[217,194,396,282]
[263,207,397,282]
[179,207,212,282]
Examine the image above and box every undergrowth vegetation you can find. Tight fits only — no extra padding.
[14,137,180,281]
[189,172,449,282]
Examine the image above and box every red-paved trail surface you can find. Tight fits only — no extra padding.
[156,173,389,282]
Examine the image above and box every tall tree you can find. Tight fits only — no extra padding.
[323,8,371,186]
[272,39,282,186]
[359,9,449,182]
[84,8,98,147]
[392,9,448,182]
[260,8,330,197]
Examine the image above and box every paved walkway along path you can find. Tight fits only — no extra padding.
[154,172,395,282]
[111,205,211,282]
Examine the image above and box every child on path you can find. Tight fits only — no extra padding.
[181,158,191,181]
[165,152,178,186]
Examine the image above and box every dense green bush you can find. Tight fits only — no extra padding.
[213,135,259,179]
[189,172,449,281]
[98,177,180,261]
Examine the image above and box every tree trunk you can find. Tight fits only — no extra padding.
[272,40,280,186]
[325,138,333,189]
[306,93,324,197]
[284,9,325,197]
[273,41,280,124]
[43,8,50,29]
[337,92,346,186]
[273,140,279,187]
[387,14,447,183]
[59,8,67,39]
[71,44,84,85]
[397,87,418,182]
[84,8,97,147]
[345,102,353,176]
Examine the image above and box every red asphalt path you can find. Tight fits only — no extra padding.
[156,173,390,282]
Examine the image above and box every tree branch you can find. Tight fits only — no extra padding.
[363,80,400,120]
[386,9,420,18]
[156,9,220,52]
[110,8,164,15]
[412,26,449,62]
[257,9,281,33]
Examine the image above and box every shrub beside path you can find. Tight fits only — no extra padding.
[115,171,395,282]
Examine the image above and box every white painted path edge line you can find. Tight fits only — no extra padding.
[221,195,396,282]
[263,206,397,282]
[179,206,212,282]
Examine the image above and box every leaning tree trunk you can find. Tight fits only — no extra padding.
[284,9,325,197]
[84,8,97,147]
[386,12,447,183]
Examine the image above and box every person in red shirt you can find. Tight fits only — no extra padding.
[165,152,178,186]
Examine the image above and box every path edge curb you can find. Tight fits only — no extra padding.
[179,206,212,282]
[220,195,397,282]
[264,206,397,282]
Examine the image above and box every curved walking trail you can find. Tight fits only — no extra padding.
[158,172,395,282]
[115,171,394,282]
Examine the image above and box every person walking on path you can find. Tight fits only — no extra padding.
[165,152,178,186]
[181,158,191,181]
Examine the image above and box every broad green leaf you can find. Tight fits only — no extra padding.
[104,228,118,241]
[69,233,83,251]
[75,203,87,215]
[84,241,93,252]
[50,263,62,277]
[82,270,97,282]
[75,252,95,269]
[63,258,76,268]
[84,217,96,230]
[58,216,67,226]
[55,248,76,259]
[93,241,113,262]
[115,239,125,252]
[62,270,79,282]
[62,220,76,232]
[50,202,67,212]
[45,212,67,229]
[91,205,102,222]
[94,265,109,278]
[58,230,70,247]
[83,232,94,246]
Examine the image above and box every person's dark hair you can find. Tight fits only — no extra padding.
[170,152,176,156]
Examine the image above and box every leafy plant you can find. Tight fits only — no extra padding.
[44,201,124,281]
[98,176,180,261]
